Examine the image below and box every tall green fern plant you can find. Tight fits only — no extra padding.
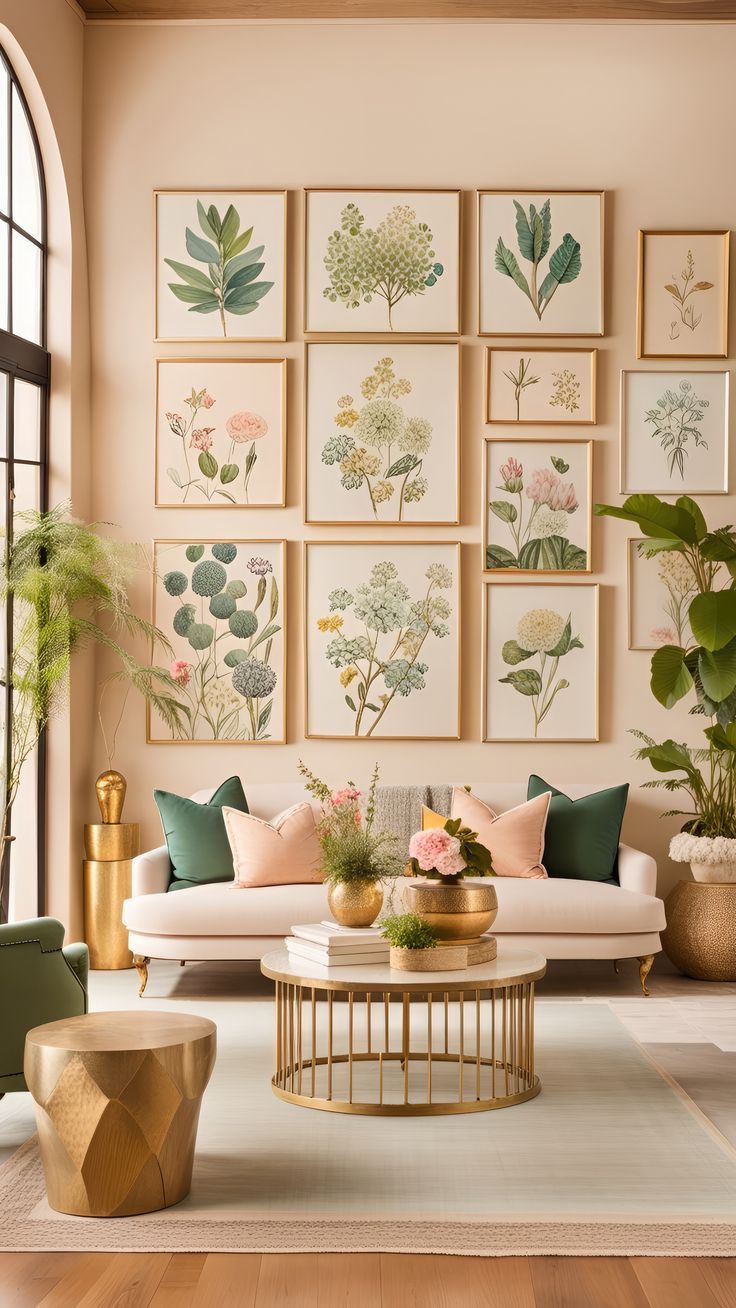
[0,506,186,915]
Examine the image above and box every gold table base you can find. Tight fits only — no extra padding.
[270,980,539,1116]
[83,823,139,970]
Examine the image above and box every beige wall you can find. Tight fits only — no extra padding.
[82,19,736,895]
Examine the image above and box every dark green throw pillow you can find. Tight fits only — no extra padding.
[154,777,249,892]
[527,775,628,883]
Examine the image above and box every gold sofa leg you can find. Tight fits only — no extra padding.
[638,955,654,997]
[133,955,150,997]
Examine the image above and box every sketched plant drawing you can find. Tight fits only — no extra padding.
[549,368,581,414]
[645,379,709,480]
[666,249,713,339]
[495,199,581,322]
[503,356,540,419]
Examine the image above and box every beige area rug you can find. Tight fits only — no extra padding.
[1,1000,736,1256]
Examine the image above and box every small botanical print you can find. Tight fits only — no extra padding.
[155,191,286,341]
[620,370,729,494]
[487,348,595,424]
[306,542,460,739]
[485,440,591,572]
[628,539,696,651]
[479,191,603,336]
[155,360,285,508]
[638,230,729,359]
[305,190,460,334]
[484,582,598,742]
[150,540,285,744]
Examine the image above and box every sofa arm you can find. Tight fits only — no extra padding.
[618,843,658,897]
[0,916,65,951]
[132,846,171,897]
[63,942,89,998]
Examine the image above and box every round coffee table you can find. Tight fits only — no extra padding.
[24,1011,216,1217]
[260,947,546,1116]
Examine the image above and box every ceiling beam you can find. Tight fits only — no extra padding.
[78,0,736,19]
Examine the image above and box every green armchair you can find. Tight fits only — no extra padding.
[0,917,88,1095]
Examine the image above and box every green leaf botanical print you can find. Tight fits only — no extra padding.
[486,453,586,572]
[164,385,269,504]
[316,560,453,737]
[645,379,709,481]
[161,545,280,741]
[494,199,581,322]
[323,203,444,330]
[321,358,433,521]
[165,201,273,337]
[499,607,582,737]
[666,249,714,339]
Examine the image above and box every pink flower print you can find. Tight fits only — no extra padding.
[170,660,191,688]
[650,626,677,645]
[408,828,466,877]
[190,427,215,451]
[247,557,273,577]
[226,411,268,444]
[202,392,215,409]
[166,411,185,437]
[526,467,578,513]
[499,456,523,493]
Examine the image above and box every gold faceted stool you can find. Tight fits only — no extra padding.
[25,1011,216,1216]
[663,881,736,982]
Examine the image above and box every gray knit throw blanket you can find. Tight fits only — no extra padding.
[373,784,452,854]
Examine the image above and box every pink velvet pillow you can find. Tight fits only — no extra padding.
[222,803,324,887]
[450,788,549,879]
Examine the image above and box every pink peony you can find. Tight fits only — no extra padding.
[226,411,268,444]
[499,457,523,492]
[202,392,215,409]
[190,427,215,451]
[170,660,191,688]
[331,786,361,808]
[525,467,578,513]
[409,828,465,877]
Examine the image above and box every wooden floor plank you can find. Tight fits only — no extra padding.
[256,1254,319,1306]
[381,1253,536,1307]
[192,1254,261,1307]
[631,1256,725,1308]
[317,1253,381,1307]
[0,1253,79,1306]
[74,1253,172,1308]
[36,1254,116,1306]
[529,1256,650,1308]
[150,1254,208,1306]
[699,1258,736,1308]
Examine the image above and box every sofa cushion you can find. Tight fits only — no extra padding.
[223,803,324,887]
[528,775,628,883]
[447,788,550,879]
[155,776,249,891]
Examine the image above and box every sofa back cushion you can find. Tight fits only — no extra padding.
[155,776,249,892]
[448,788,550,879]
[527,775,628,882]
[223,803,324,888]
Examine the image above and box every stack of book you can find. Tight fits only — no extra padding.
[285,921,389,967]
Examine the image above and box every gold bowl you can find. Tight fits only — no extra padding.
[327,880,383,929]
[406,880,498,943]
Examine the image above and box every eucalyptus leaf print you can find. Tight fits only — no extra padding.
[165,201,273,337]
[495,199,581,322]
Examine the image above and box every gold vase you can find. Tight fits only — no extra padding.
[406,880,498,945]
[327,880,383,929]
[95,770,127,825]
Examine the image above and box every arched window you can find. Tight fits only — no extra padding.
[0,44,48,921]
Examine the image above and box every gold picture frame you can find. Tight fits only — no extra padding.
[303,341,461,526]
[303,540,461,741]
[482,580,600,743]
[627,537,695,652]
[153,189,287,343]
[477,190,605,338]
[485,347,597,425]
[636,229,730,360]
[483,437,593,575]
[148,538,287,745]
[303,187,462,337]
[619,368,730,496]
[154,357,287,509]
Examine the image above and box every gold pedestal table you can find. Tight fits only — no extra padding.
[83,822,139,970]
[260,947,546,1116]
[25,1011,216,1217]
[663,880,736,981]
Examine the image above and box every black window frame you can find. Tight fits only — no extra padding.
[0,43,49,923]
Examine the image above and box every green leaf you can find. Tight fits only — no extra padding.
[224,649,248,667]
[184,228,220,265]
[489,499,518,524]
[539,233,581,305]
[225,226,253,259]
[501,639,533,665]
[197,200,219,242]
[219,204,240,253]
[698,639,736,702]
[494,237,531,299]
[486,544,518,569]
[650,644,694,709]
[704,721,736,752]
[223,246,265,283]
[594,494,699,544]
[345,695,357,712]
[224,281,273,312]
[251,621,280,652]
[641,739,696,774]
[206,205,222,239]
[551,456,569,474]
[386,454,420,478]
[254,576,267,610]
[518,536,587,571]
[198,451,218,479]
[675,496,707,541]
[269,577,279,622]
[537,199,551,260]
[187,298,224,314]
[163,258,214,291]
[216,489,237,503]
[366,703,380,712]
[245,442,258,477]
[167,283,219,307]
[700,529,736,563]
[547,616,575,657]
[690,591,736,652]
[258,700,273,733]
[167,467,182,488]
[220,463,239,484]
[224,262,266,292]
[513,201,535,262]
[499,667,543,696]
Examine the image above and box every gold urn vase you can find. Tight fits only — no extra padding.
[406,879,498,946]
[327,880,383,929]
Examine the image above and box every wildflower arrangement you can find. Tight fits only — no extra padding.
[297,761,404,887]
[408,813,494,883]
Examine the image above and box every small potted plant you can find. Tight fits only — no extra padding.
[381,912,467,972]
[298,761,403,927]
[406,815,497,944]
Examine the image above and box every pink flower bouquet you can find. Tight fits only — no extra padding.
[408,816,494,882]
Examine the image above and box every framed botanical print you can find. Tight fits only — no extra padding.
[485,348,596,425]
[155,359,286,508]
[149,540,286,744]
[483,581,599,742]
[154,190,286,341]
[478,190,604,337]
[305,343,459,525]
[637,230,730,360]
[484,438,592,574]
[620,369,729,495]
[304,188,461,335]
[628,538,695,652]
[304,541,460,739]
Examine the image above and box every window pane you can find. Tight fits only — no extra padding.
[8,740,39,923]
[11,230,41,343]
[11,459,40,518]
[11,87,41,240]
[0,371,7,457]
[13,377,40,460]
[0,63,8,217]
[0,219,8,331]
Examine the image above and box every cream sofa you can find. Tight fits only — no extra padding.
[123,781,666,997]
